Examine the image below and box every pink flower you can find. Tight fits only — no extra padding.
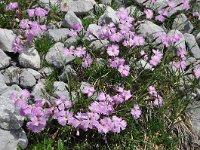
[107,45,120,56]
[148,86,158,96]
[155,15,166,22]
[27,116,47,133]
[173,60,187,70]
[12,37,24,53]
[19,19,30,29]
[144,9,153,19]
[154,95,163,106]
[149,49,163,66]
[194,66,200,79]
[82,85,95,97]
[118,65,130,77]
[131,104,141,119]
[82,53,93,68]
[74,47,86,58]
[6,2,18,11]
[27,9,35,17]
[167,1,177,8]
[72,23,83,32]
[34,7,48,17]
[111,116,127,133]
[97,92,106,102]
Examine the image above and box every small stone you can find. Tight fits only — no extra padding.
[98,6,119,25]
[62,10,82,28]
[18,47,41,70]
[47,28,70,42]
[172,13,194,33]
[184,33,200,59]
[45,42,75,68]
[3,66,21,85]
[0,49,11,70]
[61,0,95,15]
[0,28,16,52]
[19,70,36,88]
[0,128,28,150]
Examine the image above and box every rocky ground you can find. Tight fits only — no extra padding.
[0,0,200,149]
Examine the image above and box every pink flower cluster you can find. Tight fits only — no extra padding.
[154,32,183,47]
[93,8,146,77]
[6,2,18,11]
[173,47,187,70]
[149,49,163,67]
[148,86,163,106]
[27,7,48,18]
[67,23,83,37]
[64,45,93,68]
[13,85,134,134]
[8,5,48,53]
[151,0,190,22]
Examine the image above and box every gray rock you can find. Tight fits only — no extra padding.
[47,28,70,42]
[134,0,191,16]
[114,0,128,4]
[62,10,82,28]
[59,65,77,81]
[138,20,165,37]
[53,81,69,97]
[168,30,186,49]
[31,79,46,99]
[90,40,109,49]
[100,0,112,5]
[0,72,8,95]
[184,33,200,59]
[196,32,200,46]
[18,47,41,70]
[0,49,11,69]
[0,28,16,52]
[136,59,153,70]
[61,0,95,15]
[39,0,61,9]
[0,128,28,150]
[26,68,41,80]
[19,70,36,88]
[172,14,194,33]
[85,24,101,41]
[127,5,143,17]
[39,67,53,77]
[0,94,24,130]
[3,66,21,85]
[45,42,75,68]
[98,6,119,25]
[188,101,200,137]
